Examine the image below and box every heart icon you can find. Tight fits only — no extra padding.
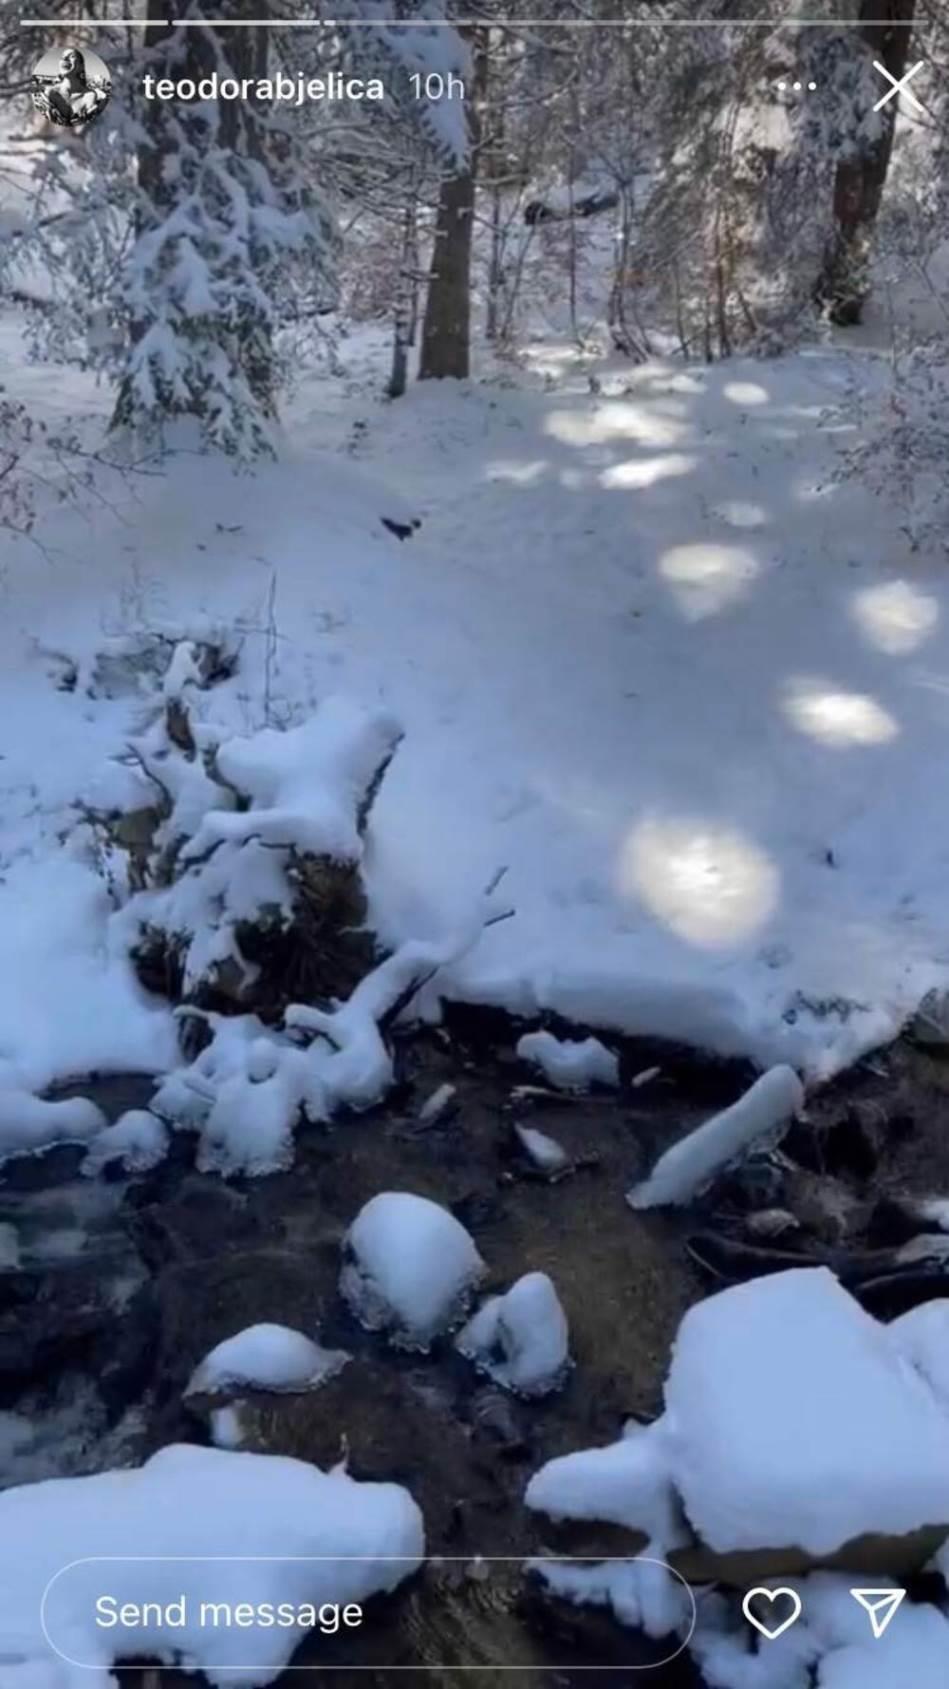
[741,1586,804,1641]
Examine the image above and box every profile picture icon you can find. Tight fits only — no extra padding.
[31,44,111,129]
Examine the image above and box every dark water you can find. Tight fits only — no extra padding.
[0,1025,789,1688]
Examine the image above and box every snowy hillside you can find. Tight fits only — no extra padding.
[2,325,949,1094]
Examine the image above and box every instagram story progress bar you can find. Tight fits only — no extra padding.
[17,13,934,25]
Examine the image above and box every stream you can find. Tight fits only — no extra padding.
[3,1007,945,1687]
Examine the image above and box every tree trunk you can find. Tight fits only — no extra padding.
[387,182,420,399]
[418,32,484,381]
[816,0,916,324]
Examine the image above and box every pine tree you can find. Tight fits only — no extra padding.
[27,1,337,459]
[111,1,336,455]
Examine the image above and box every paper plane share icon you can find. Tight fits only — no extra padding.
[850,1588,906,1639]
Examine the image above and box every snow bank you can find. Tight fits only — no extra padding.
[186,1324,349,1397]
[0,856,178,1105]
[0,1091,105,1163]
[888,1301,949,1408]
[340,1191,485,1350]
[516,1031,618,1091]
[0,1443,423,1688]
[456,1271,570,1396]
[628,1065,803,1209]
[664,1267,949,1555]
[526,1417,690,1550]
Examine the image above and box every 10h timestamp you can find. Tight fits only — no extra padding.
[408,71,466,101]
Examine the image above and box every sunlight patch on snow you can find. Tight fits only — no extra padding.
[658,542,759,620]
[544,401,684,449]
[485,459,549,486]
[599,453,695,490]
[782,679,899,747]
[851,579,940,656]
[617,817,779,949]
[723,380,769,406]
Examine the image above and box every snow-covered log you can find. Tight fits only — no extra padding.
[627,1065,804,1210]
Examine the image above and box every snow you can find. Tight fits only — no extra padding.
[525,1416,691,1550]
[185,1323,349,1397]
[146,877,506,1177]
[887,1301,949,1408]
[917,1198,949,1232]
[455,1271,570,1396]
[664,1267,949,1555]
[417,1082,457,1124]
[513,1122,569,1174]
[0,855,177,1100]
[0,1442,423,1688]
[210,1405,245,1449]
[81,1110,168,1176]
[181,697,402,863]
[7,291,949,1130]
[340,1190,485,1349]
[816,1610,949,1689]
[628,1065,804,1209]
[516,1030,619,1091]
[2,334,949,1098]
[532,1556,695,1649]
[0,1091,106,1163]
[691,1574,949,1689]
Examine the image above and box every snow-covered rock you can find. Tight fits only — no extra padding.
[185,1323,350,1398]
[456,1272,570,1396]
[1,1443,423,1688]
[340,1191,485,1350]
[526,1417,690,1549]
[516,1031,619,1090]
[81,1109,168,1176]
[627,1064,803,1209]
[664,1266,949,1556]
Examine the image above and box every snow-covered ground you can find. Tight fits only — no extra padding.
[2,314,949,1099]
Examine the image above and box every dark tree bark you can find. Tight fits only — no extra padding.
[387,182,420,399]
[418,168,476,378]
[418,31,485,381]
[815,0,916,325]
